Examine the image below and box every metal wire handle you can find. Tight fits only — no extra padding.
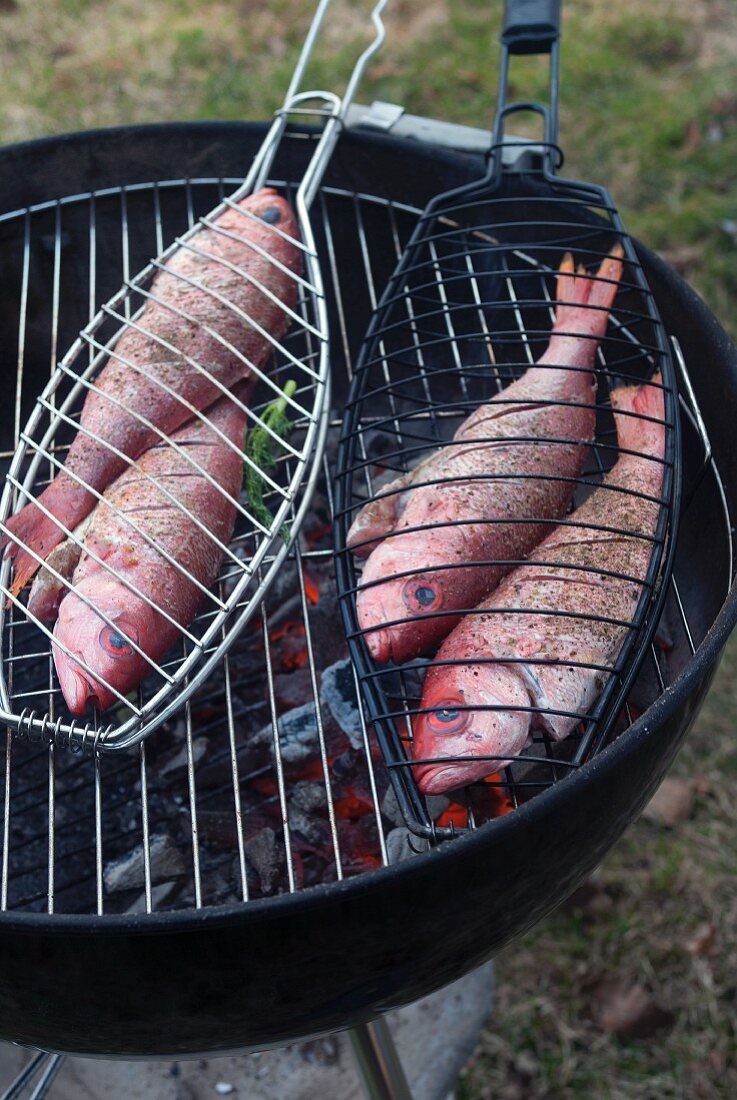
[491,0,562,173]
[245,0,388,207]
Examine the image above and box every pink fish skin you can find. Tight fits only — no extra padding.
[349,249,624,665]
[52,389,250,715]
[412,374,666,795]
[3,188,300,597]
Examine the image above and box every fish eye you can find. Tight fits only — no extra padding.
[425,701,469,735]
[402,579,442,614]
[99,624,136,659]
[261,206,282,225]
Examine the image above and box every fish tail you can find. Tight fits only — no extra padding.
[610,372,665,460]
[553,244,625,341]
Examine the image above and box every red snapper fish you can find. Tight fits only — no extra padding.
[2,187,300,597]
[412,375,665,795]
[349,247,624,665]
[46,390,249,714]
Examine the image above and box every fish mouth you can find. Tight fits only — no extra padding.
[54,656,115,716]
[60,668,102,716]
[414,755,511,795]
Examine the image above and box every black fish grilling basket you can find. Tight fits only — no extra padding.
[334,0,682,838]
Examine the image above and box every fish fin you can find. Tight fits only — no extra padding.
[27,524,88,623]
[610,372,665,459]
[553,244,624,341]
[346,473,408,557]
[2,503,68,599]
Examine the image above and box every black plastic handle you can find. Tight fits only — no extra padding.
[501,0,561,55]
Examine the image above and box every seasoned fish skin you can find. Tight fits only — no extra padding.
[351,250,624,665]
[3,188,301,595]
[52,391,249,714]
[412,376,666,795]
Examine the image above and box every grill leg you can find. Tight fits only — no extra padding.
[0,1053,64,1100]
[348,1018,413,1100]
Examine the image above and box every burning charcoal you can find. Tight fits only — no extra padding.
[287,782,332,851]
[320,659,364,749]
[381,786,449,829]
[289,780,327,814]
[304,517,333,550]
[365,430,402,464]
[385,828,429,863]
[338,814,383,875]
[288,783,330,827]
[158,737,209,780]
[272,667,313,711]
[333,775,377,821]
[196,745,265,791]
[271,619,309,671]
[244,827,280,894]
[125,880,179,914]
[252,703,318,765]
[198,811,240,851]
[208,871,240,906]
[104,834,186,893]
[332,749,360,782]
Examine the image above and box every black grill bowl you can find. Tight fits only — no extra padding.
[0,123,733,1057]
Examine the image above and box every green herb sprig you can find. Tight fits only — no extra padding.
[244,379,298,542]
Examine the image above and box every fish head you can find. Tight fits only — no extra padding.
[242,188,300,242]
[52,577,167,715]
[356,539,465,664]
[356,568,457,665]
[412,662,532,795]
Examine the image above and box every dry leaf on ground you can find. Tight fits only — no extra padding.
[642,777,694,827]
[589,976,676,1039]
[686,921,718,957]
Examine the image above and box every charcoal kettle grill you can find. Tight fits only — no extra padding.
[0,6,734,1100]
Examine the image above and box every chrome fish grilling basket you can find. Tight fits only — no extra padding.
[0,0,387,752]
[333,0,682,836]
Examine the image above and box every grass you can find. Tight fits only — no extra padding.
[1,0,736,1095]
[1,0,736,333]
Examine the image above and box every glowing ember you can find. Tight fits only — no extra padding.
[435,803,469,830]
[302,566,320,605]
[306,521,332,547]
